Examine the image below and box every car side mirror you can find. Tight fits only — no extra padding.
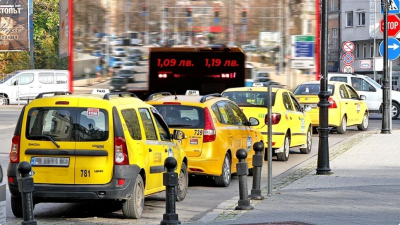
[248,117,259,126]
[172,130,186,140]
[303,105,312,112]
[360,95,366,100]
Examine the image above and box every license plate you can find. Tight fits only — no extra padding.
[30,157,70,167]
[302,104,317,108]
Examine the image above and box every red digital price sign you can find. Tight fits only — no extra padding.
[149,47,245,95]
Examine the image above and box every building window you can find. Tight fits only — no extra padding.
[346,11,353,27]
[356,43,360,58]
[307,20,312,34]
[330,0,335,11]
[363,43,367,58]
[357,11,365,26]
[370,42,374,57]
[332,28,338,49]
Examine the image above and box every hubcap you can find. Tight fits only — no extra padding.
[307,131,312,150]
[285,137,289,158]
[136,182,144,215]
[178,169,186,195]
[0,97,5,105]
[342,118,347,132]
[223,156,230,184]
[363,115,368,128]
[391,105,398,117]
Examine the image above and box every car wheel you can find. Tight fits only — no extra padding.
[391,102,400,119]
[0,96,7,105]
[122,175,145,219]
[214,153,231,187]
[357,112,369,131]
[277,134,290,161]
[300,128,312,154]
[176,162,188,202]
[11,196,23,218]
[337,116,347,134]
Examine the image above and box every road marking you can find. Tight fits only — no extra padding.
[0,124,15,130]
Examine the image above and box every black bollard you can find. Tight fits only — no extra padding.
[160,157,181,225]
[235,149,254,210]
[249,142,265,200]
[17,161,37,225]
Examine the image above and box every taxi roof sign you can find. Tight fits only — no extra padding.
[252,83,264,87]
[92,89,110,94]
[185,90,200,96]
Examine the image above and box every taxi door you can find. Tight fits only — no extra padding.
[281,92,300,145]
[345,85,363,125]
[138,108,166,192]
[289,93,308,145]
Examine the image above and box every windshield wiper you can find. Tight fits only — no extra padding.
[27,135,60,148]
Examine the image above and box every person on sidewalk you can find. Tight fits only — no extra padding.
[275,62,279,75]
[261,54,266,67]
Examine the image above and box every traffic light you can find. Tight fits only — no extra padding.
[142,4,146,12]
[242,9,247,18]
[186,7,192,17]
[214,8,219,18]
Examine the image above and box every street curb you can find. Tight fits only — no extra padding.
[189,130,377,224]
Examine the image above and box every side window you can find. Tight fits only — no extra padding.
[330,76,348,83]
[282,92,294,111]
[19,73,34,85]
[152,110,171,141]
[211,104,222,123]
[229,102,248,125]
[351,77,375,92]
[56,73,68,84]
[10,76,19,85]
[138,108,158,140]
[216,101,236,125]
[346,85,359,99]
[289,94,302,112]
[339,85,350,99]
[121,109,142,140]
[39,73,54,84]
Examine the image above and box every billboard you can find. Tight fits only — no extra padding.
[59,0,69,58]
[0,0,29,51]
[258,31,280,48]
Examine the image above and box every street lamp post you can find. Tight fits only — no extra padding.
[316,0,331,175]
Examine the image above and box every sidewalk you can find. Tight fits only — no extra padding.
[188,130,400,225]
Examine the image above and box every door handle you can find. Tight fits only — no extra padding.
[149,148,152,152]
[165,149,168,153]
[298,117,301,120]
[345,102,348,104]
[230,135,233,138]
[290,117,292,120]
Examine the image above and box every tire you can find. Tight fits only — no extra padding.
[176,162,188,202]
[214,153,231,187]
[336,116,347,134]
[277,135,290,161]
[391,102,400,119]
[11,196,23,218]
[122,175,145,219]
[357,112,369,131]
[0,96,7,105]
[300,128,312,154]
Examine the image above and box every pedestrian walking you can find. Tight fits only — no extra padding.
[261,54,266,67]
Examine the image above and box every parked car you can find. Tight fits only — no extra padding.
[113,47,126,57]
[109,77,128,92]
[127,48,143,60]
[110,57,124,68]
[122,62,137,72]
[8,90,188,219]
[294,81,369,134]
[242,44,258,52]
[126,55,141,66]
[147,93,263,187]
[328,73,400,119]
[117,69,135,83]
[222,86,312,162]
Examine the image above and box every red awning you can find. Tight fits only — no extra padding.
[209,26,223,33]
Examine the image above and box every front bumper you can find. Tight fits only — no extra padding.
[8,163,140,203]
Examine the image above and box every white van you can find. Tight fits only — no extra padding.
[0,69,69,105]
[328,73,400,119]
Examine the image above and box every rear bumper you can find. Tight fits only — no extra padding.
[308,110,341,127]
[261,132,285,149]
[8,163,140,203]
[187,157,223,176]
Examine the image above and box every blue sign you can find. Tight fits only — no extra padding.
[379,38,400,60]
[96,66,102,71]
[142,12,147,16]
[242,19,247,23]
[294,42,314,58]
[214,18,220,23]
[187,18,192,23]
[381,0,400,14]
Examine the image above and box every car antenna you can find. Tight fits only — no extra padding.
[174,91,178,100]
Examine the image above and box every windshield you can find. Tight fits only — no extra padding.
[0,71,19,84]
[222,91,276,107]
[111,78,126,84]
[119,70,132,74]
[125,63,134,66]
[293,84,335,95]
[114,58,122,61]
[365,76,381,88]
[115,48,124,51]
[153,105,205,128]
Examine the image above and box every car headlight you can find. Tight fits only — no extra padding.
[109,86,114,89]
[121,86,127,89]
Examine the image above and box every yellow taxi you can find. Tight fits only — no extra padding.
[146,92,264,187]
[293,81,369,134]
[8,90,188,219]
[222,86,312,162]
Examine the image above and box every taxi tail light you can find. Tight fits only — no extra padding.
[328,98,337,108]
[265,113,281,125]
[9,135,20,163]
[203,107,216,143]
[114,137,129,165]
[163,102,181,105]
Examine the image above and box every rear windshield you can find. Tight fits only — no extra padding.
[119,70,132,74]
[222,91,276,107]
[111,78,126,84]
[153,105,205,128]
[26,107,109,142]
[293,84,335,95]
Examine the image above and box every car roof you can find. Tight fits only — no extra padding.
[329,72,366,77]
[297,81,345,85]
[147,95,226,106]
[222,86,281,93]
[15,69,69,73]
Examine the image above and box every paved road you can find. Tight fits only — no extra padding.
[1,109,398,224]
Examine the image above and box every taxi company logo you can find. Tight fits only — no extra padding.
[28,143,40,146]
[92,144,104,148]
